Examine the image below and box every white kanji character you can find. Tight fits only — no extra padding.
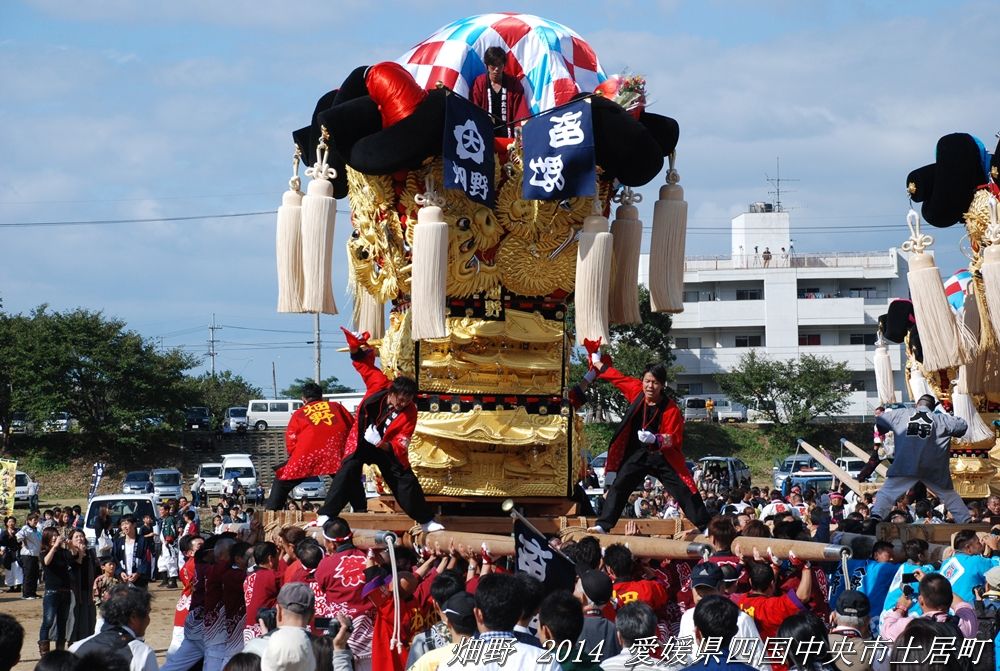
[958,638,987,664]
[548,110,584,148]
[454,119,485,164]
[860,639,890,664]
[469,171,489,200]
[728,637,761,665]
[660,636,695,667]
[480,637,516,665]
[515,533,552,582]
[528,156,565,194]
[625,637,659,666]
[828,637,858,666]
[925,637,956,665]
[760,637,792,665]
[452,164,468,190]
[449,637,485,665]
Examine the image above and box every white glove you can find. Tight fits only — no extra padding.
[637,430,658,444]
[590,352,603,368]
[604,471,617,487]
[363,425,383,446]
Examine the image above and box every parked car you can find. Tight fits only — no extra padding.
[10,412,34,435]
[835,456,868,481]
[781,473,835,497]
[290,476,329,501]
[682,397,710,422]
[84,494,159,548]
[221,454,258,495]
[193,462,224,500]
[772,454,831,491]
[221,407,249,434]
[590,452,608,487]
[747,399,778,424]
[14,471,38,507]
[42,411,73,432]
[185,407,213,432]
[122,470,153,495]
[246,399,303,431]
[698,456,752,490]
[151,468,183,503]
[713,399,747,423]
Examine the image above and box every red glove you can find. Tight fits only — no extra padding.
[583,338,609,370]
[340,326,370,351]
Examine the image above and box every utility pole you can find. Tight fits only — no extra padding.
[208,314,221,378]
[272,361,278,398]
[313,313,321,384]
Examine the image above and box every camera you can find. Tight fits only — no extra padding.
[901,572,919,583]
[902,585,915,598]
[315,617,353,637]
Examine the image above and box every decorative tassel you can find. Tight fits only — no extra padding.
[276,147,305,313]
[952,366,995,444]
[907,363,933,401]
[873,339,896,405]
[355,289,385,340]
[649,152,687,313]
[574,195,613,345]
[410,177,448,340]
[980,197,1000,344]
[301,127,338,314]
[609,187,643,324]
[964,282,987,395]
[903,209,963,370]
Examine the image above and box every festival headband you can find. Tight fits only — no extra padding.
[323,530,354,543]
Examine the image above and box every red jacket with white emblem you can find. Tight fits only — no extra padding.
[315,545,370,618]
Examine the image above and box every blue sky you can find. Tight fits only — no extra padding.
[1,0,996,394]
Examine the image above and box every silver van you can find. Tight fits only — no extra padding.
[682,397,709,422]
[151,468,183,503]
[246,399,303,431]
[222,407,249,434]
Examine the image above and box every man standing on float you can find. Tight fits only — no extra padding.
[573,341,709,533]
[315,328,444,533]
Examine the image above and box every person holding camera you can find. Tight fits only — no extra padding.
[38,527,76,654]
[881,571,977,642]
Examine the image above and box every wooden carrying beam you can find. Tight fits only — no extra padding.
[561,528,712,559]
[836,532,951,564]
[797,439,879,495]
[732,536,852,561]
[305,526,517,555]
[840,438,888,477]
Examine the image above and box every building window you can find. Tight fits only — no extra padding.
[849,333,878,346]
[735,288,762,301]
[683,291,700,303]
[676,383,703,396]
[849,380,866,391]
[674,337,702,349]
[799,334,821,346]
[848,287,878,298]
[734,335,762,347]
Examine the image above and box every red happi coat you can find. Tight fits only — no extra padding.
[173,557,197,628]
[276,400,354,480]
[599,366,696,493]
[344,351,418,469]
[243,567,280,639]
[315,545,370,618]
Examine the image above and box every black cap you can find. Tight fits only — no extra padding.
[579,569,613,605]
[691,562,723,589]
[441,591,476,632]
[836,590,870,618]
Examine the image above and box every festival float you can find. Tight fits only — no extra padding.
[265,12,727,558]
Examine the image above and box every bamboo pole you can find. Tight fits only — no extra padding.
[836,532,950,564]
[731,536,851,562]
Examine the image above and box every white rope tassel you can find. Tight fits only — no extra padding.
[908,363,933,402]
[873,340,896,405]
[354,290,386,340]
[964,282,987,395]
[276,151,305,313]
[574,194,613,345]
[650,153,687,313]
[904,210,964,370]
[410,178,448,340]
[609,187,643,324]
[980,197,1000,344]
[301,130,338,315]
[952,366,995,443]
[385,535,403,654]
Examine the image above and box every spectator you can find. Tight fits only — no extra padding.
[17,512,42,599]
[678,564,768,671]
[0,613,24,671]
[575,569,620,662]
[886,619,962,671]
[881,572,977,641]
[223,653,261,671]
[512,573,544,647]
[680,594,758,671]
[93,557,120,634]
[260,627,315,671]
[68,528,99,643]
[880,539,932,617]
[735,559,812,639]
[70,584,157,671]
[112,516,152,589]
[33,650,80,671]
[600,602,660,671]
[828,591,872,671]
[938,529,1000,604]
[602,544,667,618]
[407,569,466,668]
[410,592,476,671]
[39,527,74,654]
[448,573,559,669]
[777,612,836,671]
[245,582,316,660]
[537,590,596,671]
[1,515,22,593]
[245,542,282,641]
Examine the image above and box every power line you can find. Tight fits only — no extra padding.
[0,190,276,206]
[0,210,278,228]
[220,324,312,335]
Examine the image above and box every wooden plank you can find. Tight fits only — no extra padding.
[798,439,879,495]
[876,522,991,545]
[840,439,888,478]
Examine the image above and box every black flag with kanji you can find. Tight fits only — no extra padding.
[513,517,576,592]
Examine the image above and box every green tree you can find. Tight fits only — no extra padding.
[186,371,263,428]
[0,312,34,451]
[569,286,677,424]
[281,375,353,399]
[715,350,852,444]
[0,306,199,452]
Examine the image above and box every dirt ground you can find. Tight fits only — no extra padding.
[6,578,183,670]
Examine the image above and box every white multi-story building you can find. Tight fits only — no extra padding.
[639,203,909,419]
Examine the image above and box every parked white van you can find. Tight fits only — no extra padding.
[246,399,303,431]
[220,453,258,493]
[323,392,365,413]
